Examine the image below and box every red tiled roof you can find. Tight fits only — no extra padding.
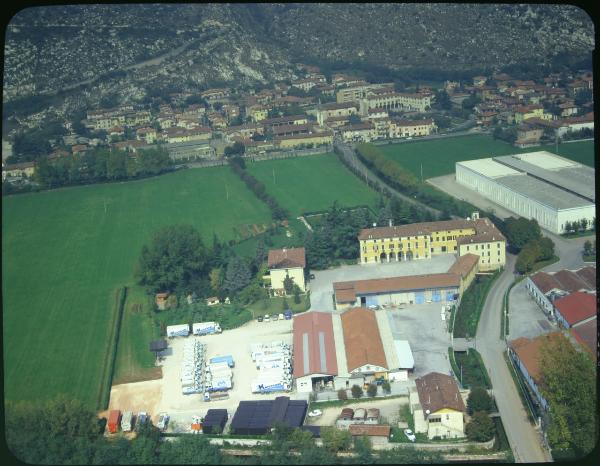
[267,247,306,269]
[571,319,598,362]
[530,271,563,294]
[358,218,500,241]
[447,254,480,279]
[415,372,466,413]
[341,307,388,371]
[292,312,338,378]
[509,332,564,383]
[552,270,591,293]
[575,266,596,289]
[554,292,597,326]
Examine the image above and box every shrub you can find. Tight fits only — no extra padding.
[382,380,391,394]
[366,384,378,397]
[467,387,493,415]
[351,384,364,399]
[466,412,495,442]
[337,389,348,401]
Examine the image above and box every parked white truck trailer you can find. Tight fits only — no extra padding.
[192,322,222,335]
[121,411,133,432]
[166,324,190,338]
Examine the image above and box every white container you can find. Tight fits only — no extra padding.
[166,324,190,338]
[121,411,133,432]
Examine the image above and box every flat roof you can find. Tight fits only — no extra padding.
[493,153,595,202]
[457,158,522,178]
[494,175,594,210]
[393,340,415,369]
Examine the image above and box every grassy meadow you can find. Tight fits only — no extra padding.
[246,153,381,217]
[377,135,595,179]
[2,167,272,408]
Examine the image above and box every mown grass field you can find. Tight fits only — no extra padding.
[378,135,595,179]
[246,153,381,217]
[2,167,272,408]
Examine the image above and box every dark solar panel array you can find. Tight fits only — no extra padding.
[202,409,228,434]
[230,397,308,435]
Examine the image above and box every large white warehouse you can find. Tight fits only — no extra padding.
[455,151,595,234]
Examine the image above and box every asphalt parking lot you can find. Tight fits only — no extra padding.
[309,254,456,311]
[386,302,453,378]
[507,280,556,340]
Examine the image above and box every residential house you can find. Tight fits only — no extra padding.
[2,161,35,181]
[515,124,543,148]
[267,247,306,293]
[388,118,437,138]
[274,131,333,149]
[473,75,487,87]
[262,115,309,129]
[558,101,579,117]
[71,144,88,155]
[316,102,359,125]
[513,105,549,124]
[411,372,466,439]
[271,123,312,138]
[136,127,157,144]
[155,293,169,311]
[340,122,377,143]
[247,105,270,123]
[201,88,230,101]
[162,127,212,144]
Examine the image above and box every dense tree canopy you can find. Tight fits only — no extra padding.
[465,411,495,442]
[136,225,209,294]
[467,386,493,415]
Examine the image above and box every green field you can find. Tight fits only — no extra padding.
[378,135,595,180]
[246,153,380,217]
[2,167,272,408]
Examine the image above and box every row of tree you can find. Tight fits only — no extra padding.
[563,218,594,234]
[5,395,448,464]
[229,157,289,220]
[34,147,173,190]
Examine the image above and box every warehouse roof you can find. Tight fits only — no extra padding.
[508,332,564,383]
[447,253,480,278]
[333,273,460,303]
[530,271,563,294]
[457,158,522,178]
[268,247,306,269]
[341,307,388,372]
[493,174,594,210]
[571,319,598,362]
[575,266,596,288]
[493,152,595,202]
[554,292,597,326]
[552,269,594,293]
[292,312,338,378]
[393,340,415,369]
[230,397,307,434]
[415,372,465,414]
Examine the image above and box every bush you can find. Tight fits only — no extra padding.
[366,384,378,397]
[466,412,495,442]
[337,389,348,401]
[467,387,493,415]
[382,380,391,394]
[351,384,364,399]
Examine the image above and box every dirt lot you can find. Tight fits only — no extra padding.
[107,379,163,417]
[305,397,409,427]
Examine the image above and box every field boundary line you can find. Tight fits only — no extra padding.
[96,286,128,410]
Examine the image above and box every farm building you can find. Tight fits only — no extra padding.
[348,424,391,444]
[526,266,596,319]
[334,253,480,309]
[292,308,415,392]
[358,216,505,271]
[411,372,466,439]
[455,151,595,234]
[230,396,307,435]
[267,247,306,294]
[553,292,597,329]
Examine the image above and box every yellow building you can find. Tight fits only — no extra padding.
[513,104,549,124]
[275,131,333,149]
[248,106,269,123]
[2,161,35,181]
[358,215,505,271]
[411,372,466,439]
[267,247,306,294]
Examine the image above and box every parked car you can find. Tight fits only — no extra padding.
[257,315,264,323]
[307,409,322,418]
[404,428,416,442]
[278,313,284,320]
[135,412,148,432]
[157,413,170,431]
[264,314,270,322]
[284,310,293,320]
[272,314,279,321]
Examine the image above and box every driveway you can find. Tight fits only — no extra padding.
[507,280,557,340]
[475,253,552,462]
[309,255,456,311]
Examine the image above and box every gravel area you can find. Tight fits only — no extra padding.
[305,397,409,427]
[309,254,456,311]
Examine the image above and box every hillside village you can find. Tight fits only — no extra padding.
[1,65,594,186]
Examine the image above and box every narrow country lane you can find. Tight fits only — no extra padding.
[475,253,552,463]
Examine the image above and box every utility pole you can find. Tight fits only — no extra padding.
[420,163,423,183]
[273,167,276,185]
[225,183,229,200]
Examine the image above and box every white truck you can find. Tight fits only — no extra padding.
[208,376,232,391]
[121,411,133,432]
[251,379,291,393]
[166,324,190,338]
[192,322,222,336]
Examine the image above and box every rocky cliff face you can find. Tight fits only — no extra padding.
[3,4,594,105]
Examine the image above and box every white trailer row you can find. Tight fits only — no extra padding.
[250,341,292,394]
[205,361,233,392]
[167,324,190,338]
[180,339,206,395]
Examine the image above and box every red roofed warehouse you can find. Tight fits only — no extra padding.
[553,292,597,329]
[267,247,306,294]
[292,312,338,393]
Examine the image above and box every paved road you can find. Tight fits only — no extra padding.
[333,140,443,218]
[475,253,552,463]
[540,230,591,272]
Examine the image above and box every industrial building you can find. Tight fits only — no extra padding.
[292,308,416,393]
[456,151,595,234]
[334,253,480,309]
[358,216,506,271]
[230,396,307,435]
